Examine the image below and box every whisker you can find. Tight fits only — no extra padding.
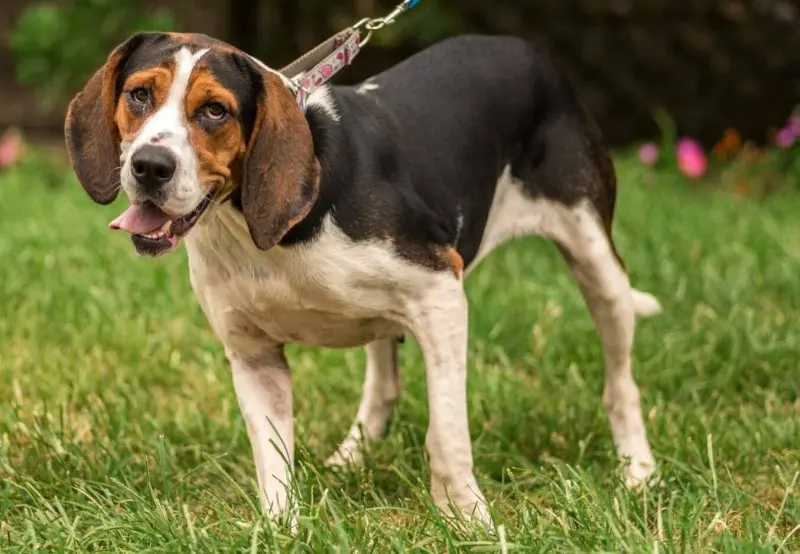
[105,166,122,184]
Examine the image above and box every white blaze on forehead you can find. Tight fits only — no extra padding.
[167,47,210,111]
[133,47,210,145]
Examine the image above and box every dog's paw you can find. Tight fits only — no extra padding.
[623,457,658,491]
[431,476,494,531]
[440,498,495,532]
[324,445,365,470]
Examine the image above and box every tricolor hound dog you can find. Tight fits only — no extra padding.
[65,31,662,528]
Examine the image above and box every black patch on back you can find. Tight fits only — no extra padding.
[269,36,617,273]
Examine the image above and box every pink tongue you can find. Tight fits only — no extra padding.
[109,203,172,235]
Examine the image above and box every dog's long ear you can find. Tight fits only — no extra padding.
[64,32,163,205]
[239,61,320,251]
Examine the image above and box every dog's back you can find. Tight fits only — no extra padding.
[324,35,615,272]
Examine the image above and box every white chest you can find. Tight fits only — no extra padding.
[183,208,425,349]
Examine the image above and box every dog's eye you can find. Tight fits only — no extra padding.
[130,88,150,104]
[202,103,228,121]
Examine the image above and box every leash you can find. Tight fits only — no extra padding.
[279,0,420,112]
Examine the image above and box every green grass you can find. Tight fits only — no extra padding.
[0,153,798,553]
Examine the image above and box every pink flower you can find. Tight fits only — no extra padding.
[638,142,659,165]
[787,115,800,139]
[0,128,23,168]
[676,137,707,179]
[775,127,795,149]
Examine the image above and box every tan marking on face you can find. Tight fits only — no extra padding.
[114,67,174,141]
[184,67,248,197]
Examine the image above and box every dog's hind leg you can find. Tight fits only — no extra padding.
[549,200,657,487]
[513,110,659,486]
[475,166,658,486]
[325,338,401,469]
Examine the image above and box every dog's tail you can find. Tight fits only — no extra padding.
[632,289,663,318]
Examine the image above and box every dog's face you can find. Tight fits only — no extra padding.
[65,32,320,256]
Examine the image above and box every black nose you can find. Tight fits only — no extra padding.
[130,145,177,189]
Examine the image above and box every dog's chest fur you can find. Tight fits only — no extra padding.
[183,204,426,350]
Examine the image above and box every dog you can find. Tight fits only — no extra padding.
[64,31,662,528]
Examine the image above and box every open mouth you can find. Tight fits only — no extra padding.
[109,193,213,257]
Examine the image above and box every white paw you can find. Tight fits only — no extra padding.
[324,442,365,470]
[431,477,494,530]
[623,456,657,490]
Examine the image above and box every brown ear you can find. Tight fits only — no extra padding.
[241,70,320,251]
[64,32,164,204]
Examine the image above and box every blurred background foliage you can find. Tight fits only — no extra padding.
[2,0,799,152]
[10,0,175,110]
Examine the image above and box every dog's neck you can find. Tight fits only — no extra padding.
[227,85,354,248]
[280,92,356,246]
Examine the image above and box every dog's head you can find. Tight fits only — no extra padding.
[65,32,320,256]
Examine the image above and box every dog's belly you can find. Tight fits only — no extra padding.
[192,273,404,349]
[240,306,400,348]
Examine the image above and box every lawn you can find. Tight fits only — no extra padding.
[0,151,798,553]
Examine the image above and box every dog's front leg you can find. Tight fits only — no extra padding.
[227,346,295,524]
[404,274,493,529]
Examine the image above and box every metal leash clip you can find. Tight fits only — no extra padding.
[280,0,421,111]
[352,0,421,47]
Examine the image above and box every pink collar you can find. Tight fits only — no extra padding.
[280,30,363,112]
[278,0,419,111]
